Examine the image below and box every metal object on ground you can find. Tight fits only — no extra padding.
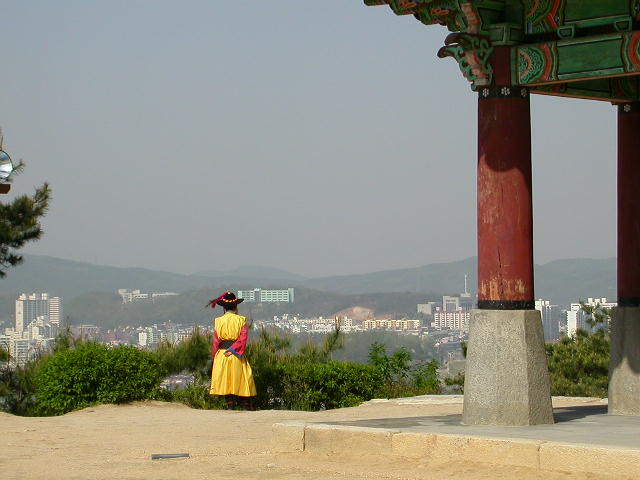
[150,453,190,460]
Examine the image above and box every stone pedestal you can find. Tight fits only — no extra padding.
[462,309,554,426]
[609,307,640,416]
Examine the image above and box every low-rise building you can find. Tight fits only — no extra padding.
[362,319,420,331]
[118,289,178,304]
[237,288,295,303]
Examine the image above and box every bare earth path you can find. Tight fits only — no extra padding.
[0,397,622,480]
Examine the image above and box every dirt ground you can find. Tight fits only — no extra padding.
[0,397,622,480]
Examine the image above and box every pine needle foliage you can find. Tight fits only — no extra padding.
[0,164,50,277]
[545,301,611,398]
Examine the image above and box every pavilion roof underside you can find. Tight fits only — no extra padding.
[365,0,640,102]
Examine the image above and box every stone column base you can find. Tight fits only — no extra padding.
[609,307,640,416]
[462,309,554,426]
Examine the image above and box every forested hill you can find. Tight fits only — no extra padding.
[0,255,295,298]
[62,288,438,330]
[305,258,476,295]
[306,257,616,304]
[0,254,616,307]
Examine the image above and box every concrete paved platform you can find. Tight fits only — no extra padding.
[272,396,640,478]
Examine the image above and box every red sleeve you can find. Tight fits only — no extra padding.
[212,330,220,358]
[231,325,249,356]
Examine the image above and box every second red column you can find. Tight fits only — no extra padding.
[477,47,534,310]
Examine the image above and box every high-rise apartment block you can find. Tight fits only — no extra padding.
[15,293,63,333]
[432,310,470,331]
[48,296,63,326]
[535,299,563,341]
[442,295,460,312]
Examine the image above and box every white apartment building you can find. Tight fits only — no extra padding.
[118,289,178,304]
[25,317,56,341]
[237,288,295,303]
[566,297,616,337]
[432,309,470,332]
[0,329,54,367]
[48,296,63,326]
[535,299,563,341]
[138,331,149,347]
[15,293,63,333]
[363,319,421,330]
[442,295,460,312]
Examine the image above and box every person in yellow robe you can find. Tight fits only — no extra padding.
[208,291,257,409]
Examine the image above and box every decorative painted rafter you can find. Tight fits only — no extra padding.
[515,31,640,85]
[438,33,494,88]
[363,1,505,35]
[522,0,640,37]
[364,0,640,101]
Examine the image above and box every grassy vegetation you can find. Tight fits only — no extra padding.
[0,302,614,416]
[1,326,441,416]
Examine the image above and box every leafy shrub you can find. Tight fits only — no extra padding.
[36,342,163,415]
[163,382,226,410]
[368,342,411,383]
[275,361,384,410]
[368,342,441,398]
[0,327,80,416]
[154,328,212,380]
[443,374,465,394]
[0,349,41,415]
[155,327,441,411]
[96,346,165,403]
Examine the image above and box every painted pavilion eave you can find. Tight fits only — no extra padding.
[516,31,640,103]
[365,0,640,102]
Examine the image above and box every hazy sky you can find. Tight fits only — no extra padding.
[1,1,616,278]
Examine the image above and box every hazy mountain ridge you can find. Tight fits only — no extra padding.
[1,255,297,299]
[307,257,616,304]
[196,265,307,282]
[0,254,617,307]
[58,287,439,329]
[305,258,477,295]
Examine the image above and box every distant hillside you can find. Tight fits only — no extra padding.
[0,255,616,310]
[305,257,616,305]
[0,255,294,298]
[304,258,476,296]
[534,258,616,305]
[197,265,306,282]
[61,287,439,329]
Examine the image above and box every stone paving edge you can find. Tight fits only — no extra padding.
[271,421,640,477]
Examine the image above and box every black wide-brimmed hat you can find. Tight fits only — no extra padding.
[208,291,244,309]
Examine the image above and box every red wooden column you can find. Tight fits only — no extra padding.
[618,103,640,307]
[609,102,640,416]
[477,46,534,310]
[463,46,552,425]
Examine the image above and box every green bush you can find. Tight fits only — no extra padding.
[0,350,41,416]
[36,342,164,415]
[277,361,384,410]
[154,328,211,380]
[367,342,441,398]
[154,328,441,412]
[164,382,226,410]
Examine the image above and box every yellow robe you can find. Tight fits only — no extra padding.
[209,312,257,397]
